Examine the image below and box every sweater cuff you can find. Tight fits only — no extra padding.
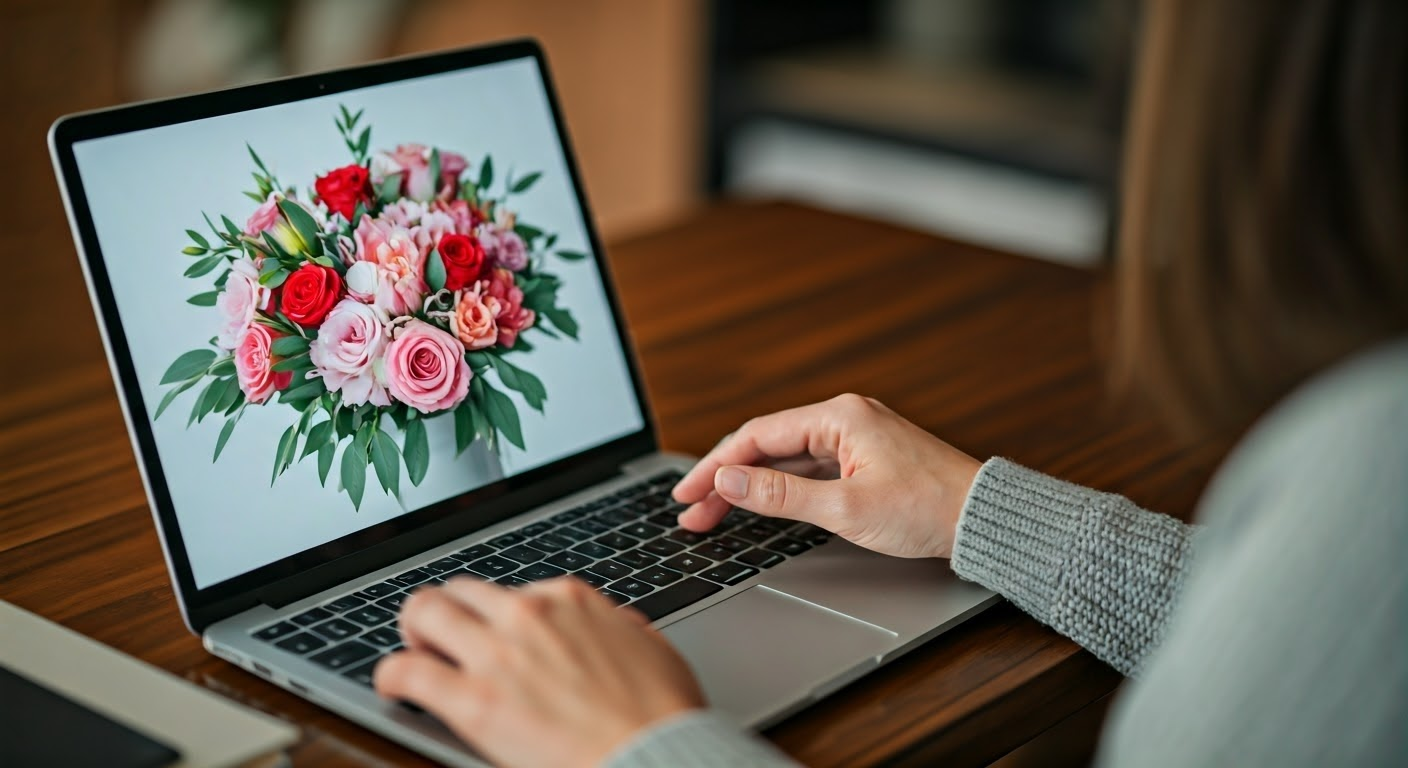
[950,457,1090,625]
[602,709,799,768]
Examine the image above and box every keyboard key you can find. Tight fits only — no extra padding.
[574,518,614,535]
[792,524,833,545]
[736,549,785,569]
[722,508,757,526]
[291,607,333,626]
[700,562,760,586]
[496,575,531,587]
[530,533,575,553]
[608,577,655,598]
[595,532,640,551]
[586,560,633,581]
[392,568,432,586]
[375,593,410,611]
[549,508,589,525]
[620,522,664,540]
[310,617,360,641]
[645,511,679,528]
[667,529,708,546]
[517,563,569,582]
[573,570,611,588]
[661,553,713,574]
[712,536,751,554]
[466,555,520,577]
[593,507,636,527]
[736,523,783,543]
[310,640,377,670]
[545,551,594,571]
[325,595,367,612]
[357,582,400,599]
[500,545,548,564]
[520,521,554,537]
[614,549,661,569]
[572,541,616,559]
[343,660,379,687]
[627,578,722,621]
[346,605,395,627]
[363,626,401,647]
[635,565,683,587]
[599,589,630,605]
[766,538,812,557]
[452,544,497,562]
[488,532,527,548]
[253,621,298,641]
[275,632,327,655]
[553,525,594,542]
[691,543,739,561]
[647,470,683,485]
[641,538,687,557]
[421,558,462,575]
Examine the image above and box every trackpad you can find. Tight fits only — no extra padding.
[662,586,897,725]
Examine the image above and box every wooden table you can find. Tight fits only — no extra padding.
[0,202,1228,766]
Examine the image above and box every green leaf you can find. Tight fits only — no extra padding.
[425,247,447,292]
[543,307,579,340]
[222,215,241,240]
[278,200,322,256]
[184,254,224,278]
[470,398,493,450]
[182,246,208,256]
[261,230,292,263]
[378,172,403,204]
[213,377,241,413]
[247,143,271,176]
[260,269,290,289]
[334,407,355,439]
[514,224,544,242]
[187,291,219,307]
[278,378,325,405]
[428,148,442,190]
[543,233,558,250]
[213,416,237,461]
[186,229,210,249]
[154,377,199,420]
[339,104,352,127]
[342,426,372,509]
[482,383,525,450]
[317,441,335,486]
[271,335,310,357]
[196,378,231,423]
[161,349,217,384]
[370,429,401,497]
[490,355,547,411]
[187,380,216,427]
[403,418,429,486]
[453,402,474,456]
[301,419,334,460]
[477,155,493,190]
[271,354,313,373]
[510,171,541,194]
[271,423,299,486]
[556,249,588,261]
[356,127,371,158]
[223,389,245,416]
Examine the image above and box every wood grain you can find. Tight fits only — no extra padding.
[0,201,1227,766]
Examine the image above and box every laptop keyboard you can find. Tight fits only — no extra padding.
[250,470,833,688]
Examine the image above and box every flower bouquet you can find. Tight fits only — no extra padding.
[156,106,584,509]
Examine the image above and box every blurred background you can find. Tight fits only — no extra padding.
[3,0,1135,390]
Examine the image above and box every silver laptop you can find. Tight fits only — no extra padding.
[49,39,998,767]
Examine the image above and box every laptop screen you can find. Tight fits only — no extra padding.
[69,56,646,590]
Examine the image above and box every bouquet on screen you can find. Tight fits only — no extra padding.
[155,106,584,509]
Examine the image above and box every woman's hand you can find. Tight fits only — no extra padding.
[673,394,982,559]
[375,576,705,768]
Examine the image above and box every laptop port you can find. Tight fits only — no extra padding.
[252,661,272,677]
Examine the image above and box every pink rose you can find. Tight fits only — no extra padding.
[215,258,270,351]
[383,319,471,413]
[235,323,293,404]
[481,268,536,348]
[434,199,483,235]
[350,216,426,316]
[480,226,529,272]
[378,144,468,202]
[244,197,281,236]
[309,299,391,407]
[412,208,457,259]
[450,288,499,350]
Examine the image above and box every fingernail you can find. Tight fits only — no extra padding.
[716,466,748,498]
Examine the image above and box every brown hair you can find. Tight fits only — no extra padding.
[1114,0,1408,436]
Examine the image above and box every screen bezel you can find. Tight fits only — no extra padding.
[48,39,658,633]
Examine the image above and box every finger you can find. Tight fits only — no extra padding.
[677,490,731,532]
[374,649,479,719]
[398,585,492,666]
[713,464,842,526]
[439,573,532,626]
[673,401,845,504]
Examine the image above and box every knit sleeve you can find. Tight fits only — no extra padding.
[602,710,799,768]
[950,458,1198,676]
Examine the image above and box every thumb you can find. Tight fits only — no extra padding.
[714,465,834,525]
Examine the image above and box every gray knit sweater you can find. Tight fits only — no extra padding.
[607,339,1408,767]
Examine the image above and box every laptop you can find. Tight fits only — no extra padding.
[49,39,998,766]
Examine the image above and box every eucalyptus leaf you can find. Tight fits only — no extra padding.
[514,224,543,242]
[188,380,217,428]
[222,215,241,240]
[302,420,334,460]
[555,249,588,262]
[370,430,401,497]
[213,377,241,413]
[477,155,493,191]
[187,291,219,307]
[186,229,210,249]
[161,349,216,384]
[213,417,237,462]
[209,356,236,377]
[184,254,224,278]
[403,418,429,486]
[317,441,335,486]
[510,172,541,194]
[154,377,199,420]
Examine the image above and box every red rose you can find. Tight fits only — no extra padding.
[438,233,487,291]
[314,164,373,221]
[279,264,343,327]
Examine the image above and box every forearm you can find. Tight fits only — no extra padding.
[603,710,800,768]
[951,458,1198,676]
